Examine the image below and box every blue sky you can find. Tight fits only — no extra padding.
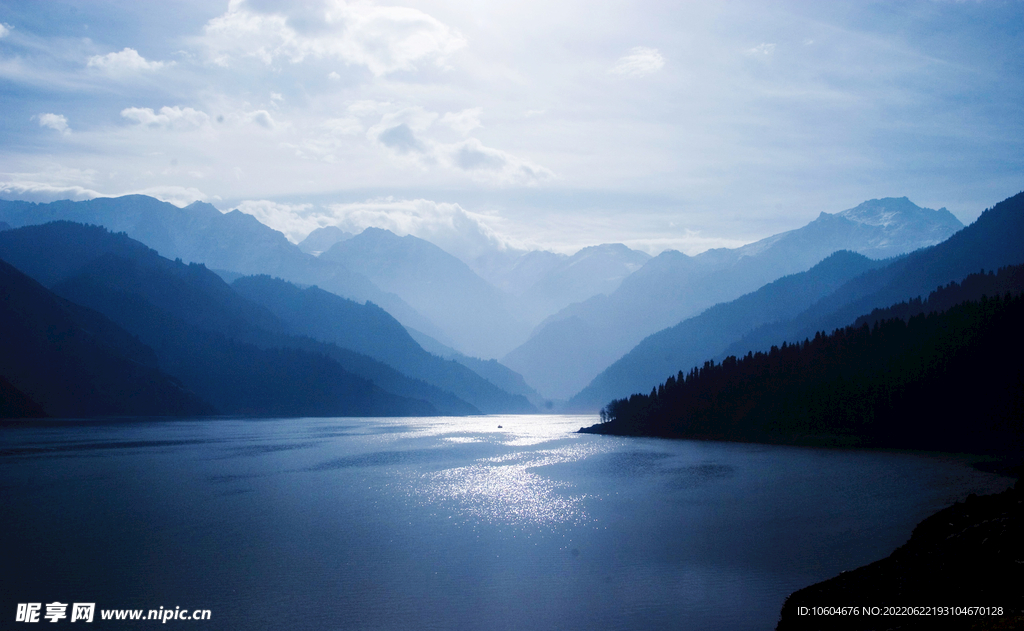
[0,0,1021,260]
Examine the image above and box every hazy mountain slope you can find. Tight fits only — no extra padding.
[298,226,353,255]
[503,198,963,399]
[721,191,1024,359]
[471,249,566,296]
[571,250,885,410]
[518,243,650,324]
[231,275,536,414]
[321,228,530,358]
[502,316,621,400]
[0,223,436,417]
[0,256,213,417]
[0,195,445,341]
[405,327,546,408]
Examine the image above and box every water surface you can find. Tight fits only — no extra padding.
[0,415,1011,630]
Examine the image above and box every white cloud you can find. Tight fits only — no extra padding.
[440,138,554,185]
[234,199,319,241]
[0,23,10,39]
[125,185,209,207]
[610,47,665,77]
[121,106,211,129]
[242,109,276,129]
[199,0,466,76]
[325,198,517,262]
[440,108,483,136]
[35,113,70,135]
[746,43,776,56]
[364,106,553,184]
[328,71,341,80]
[0,181,101,203]
[87,47,170,72]
[232,197,519,262]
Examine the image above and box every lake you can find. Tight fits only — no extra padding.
[0,415,1012,630]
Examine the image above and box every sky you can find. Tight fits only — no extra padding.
[0,0,1022,261]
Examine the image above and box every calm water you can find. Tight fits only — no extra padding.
[0,415,1012,630]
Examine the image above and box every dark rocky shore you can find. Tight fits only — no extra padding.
[776,479,1024,630]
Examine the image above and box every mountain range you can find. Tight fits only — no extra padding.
[503,198,963,399]
[0,222,534,417]
[577,191,1024,416]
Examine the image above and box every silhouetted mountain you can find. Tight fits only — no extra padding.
[0,375,47,418]
[231,275,536,414]
[722,191,1024,359]
[583,293,1024,454]
[0,195,446,341]
[852,264,1024,330]
[298,225,354,255]
[0,256,213,417]
[0,222,435,417]
[778,484,1024,630]
[505,197,963,399]
[570,251,885,410]
[0,221,10,231]
[405,327,546,409]
[321,228,530,358]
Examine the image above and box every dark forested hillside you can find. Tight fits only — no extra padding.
[0,223,437,418]
[582,292,1024,454]
[0,257,213,417]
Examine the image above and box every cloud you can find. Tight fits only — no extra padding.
[125,185,210,207]
[87,48,171,72]
[441,138,554,185]
[610,47,665,77]
[325,198,517,262]
[35,113,70,135]
[746,43,776,56]
[0,23,10,39]
[233,199,319,241]
[121,106,211,129]
[232,196,518,262]
[0,180,207,208]
[440,108,483,136]
[199,0,466,76]
[242,109,276,129]
[365,106,553,184]
[0,181,101,203]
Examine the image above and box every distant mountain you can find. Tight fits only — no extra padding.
[231,275,536,414]
[298,225,353,255]
[518,243,650,324]
[0,256,212,417]
[721,191,1024,360]
[405,327,547,409]
[570,250,885,410]
[470,249,565,296]
[321,228,530,358]
[503,197,964,399]
[0,196,446,341]
[0,221,10,231]
[0,222,436,417]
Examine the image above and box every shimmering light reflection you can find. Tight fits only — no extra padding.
[411,414,600,447]
[415,441,606,527]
